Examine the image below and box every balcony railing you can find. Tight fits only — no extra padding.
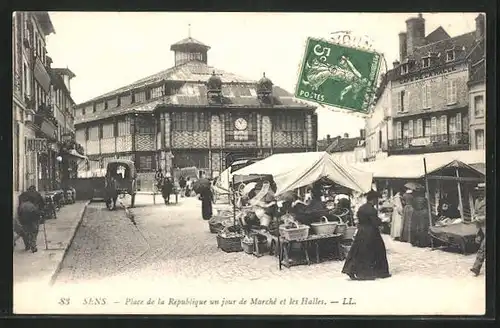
[388,132,469,153]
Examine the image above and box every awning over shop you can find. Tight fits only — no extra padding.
[234,151,373,195]
[354,150,485,179]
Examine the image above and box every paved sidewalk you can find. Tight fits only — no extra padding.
[13,200,90,287]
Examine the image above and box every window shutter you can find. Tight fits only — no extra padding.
[456,112,462,132]
[452,80,457,103]
[408,120,414,138]
[396,121,402,139]
[404,91,410,111]
[431,117,437,135]
[396,92,401,112]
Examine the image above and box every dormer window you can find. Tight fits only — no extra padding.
[422,57,431,68]
[401,64,409,75]
[446,50,455,62]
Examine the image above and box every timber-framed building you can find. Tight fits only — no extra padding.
[74,36,318,191]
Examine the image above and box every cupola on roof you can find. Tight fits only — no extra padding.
[170,37,211,52]
[207,71,223,90]
[257,72,273,91]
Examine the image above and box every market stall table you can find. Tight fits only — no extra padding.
[250,229,343,269]
[429,222,479,254]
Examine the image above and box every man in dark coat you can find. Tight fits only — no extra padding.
[179,176,187,197]
[341,190,391,280]
[17,185,45,253]
[162,177,174,205]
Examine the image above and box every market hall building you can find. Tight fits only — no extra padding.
[73,36,318,191]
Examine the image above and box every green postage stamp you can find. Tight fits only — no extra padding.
[295,37,381,113]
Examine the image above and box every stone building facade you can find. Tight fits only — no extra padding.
[74,36,318,191]
[387,13,485,156]
[12,11,77,210]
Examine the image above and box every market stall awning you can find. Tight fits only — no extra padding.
[234,151,373,195]
[354,150,485,179]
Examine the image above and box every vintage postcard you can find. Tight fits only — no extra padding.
[12,12,487,315]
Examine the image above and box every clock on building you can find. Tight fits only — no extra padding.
[234,118,248,131]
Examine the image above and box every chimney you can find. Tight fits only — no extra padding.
[398,32,407,61]
[475,14,485,40]
[406,13,426,56]
[393,60,400,68]
[326,134,331,142]
[360,129,366,140]
[343,133,349,138]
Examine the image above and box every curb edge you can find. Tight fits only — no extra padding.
[48,200,91,286]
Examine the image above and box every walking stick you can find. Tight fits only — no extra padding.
[42,220,49,250]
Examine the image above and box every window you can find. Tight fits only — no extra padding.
[431,117,437,135]
[117,118,130,136]
[150,86,164,99]
[134,91,146,103]
[416,119,423,137]
[275,114,306,132]
[448,116,456,136]
[171,112,209,131]
[403,122,409,138]
[378,130,382,149]
[139,155,153,171]
[408,120,414,138]
[475,130,485,149]
[423,119,431,137]
[136,119,154,134]
[474,95,485,117]
[396,121,402,139]
[422,84,431,109]
[440,115,447,135]
[446,50,455,62]
[446,80,457,104]
[422,57,430,68]
[456,112,462,133]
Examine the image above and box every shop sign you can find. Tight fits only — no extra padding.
[26,138,48,153]
[411,137,431,147]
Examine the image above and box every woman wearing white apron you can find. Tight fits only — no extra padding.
[390,188,404,240]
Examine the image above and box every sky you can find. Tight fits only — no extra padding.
[45,12,480,139]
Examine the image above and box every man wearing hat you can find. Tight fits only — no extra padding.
[471,183,486,276]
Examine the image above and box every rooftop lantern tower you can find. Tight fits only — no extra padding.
[256,72,273,104]
[206,71,223,104]
[170,24,211,66]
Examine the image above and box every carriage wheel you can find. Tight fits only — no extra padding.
[130,194,136,208]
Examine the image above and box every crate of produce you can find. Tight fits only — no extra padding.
[216,226,244,253]
[279,223,310,241]
[311,216,338,235]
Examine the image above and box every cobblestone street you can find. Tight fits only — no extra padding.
[41,194,486,315]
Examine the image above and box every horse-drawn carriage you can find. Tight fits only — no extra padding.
[104,159,137,210]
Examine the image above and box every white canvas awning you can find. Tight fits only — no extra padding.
[234,152,373,195]
[354,150,485,179]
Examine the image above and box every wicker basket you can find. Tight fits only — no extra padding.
[279,223,310,241]
[335,223,347,235]
[311,216,338,235]
[216,226,244,253]
[343,226,357,240]
[241,235,267,254]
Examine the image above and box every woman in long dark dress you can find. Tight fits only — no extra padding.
[410,189,431,247]
[199,186,213,220]
[341,190,391,280]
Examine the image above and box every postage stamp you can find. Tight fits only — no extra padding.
[295,37,382,113]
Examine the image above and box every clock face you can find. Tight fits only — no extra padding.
[234,118,248,131]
